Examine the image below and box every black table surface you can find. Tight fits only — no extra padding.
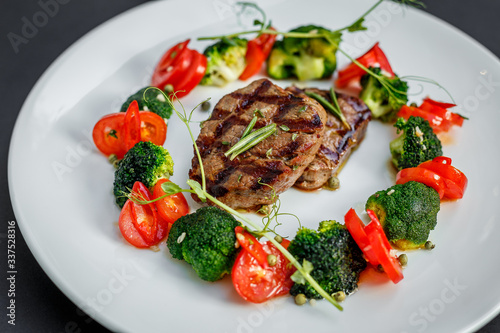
[1,1,499,332]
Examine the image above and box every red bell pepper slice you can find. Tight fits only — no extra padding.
[239,29,277,81]
[397,98,464,133]
[396,168,446,199]
[235,226,269,268]
[344,208,403,283]
[418,157,468,200]
[335,42,395,88]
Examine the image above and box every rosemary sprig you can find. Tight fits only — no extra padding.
[224,123,277,160]
[305,90,351,130]
[240,115,258,139]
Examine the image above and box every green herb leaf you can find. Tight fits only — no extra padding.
[291,259,314,285]
[279,125,290,132]
[160,181,183,196]
[187,179,206,202]
[292,133,298,141]
[347,17,367,32]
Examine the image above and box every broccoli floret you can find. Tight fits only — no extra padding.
[113,141,173,208]
[201,37,248,86]
[166,207,241,282]
[120,86,173,119]
[359,67,408,122]
[287,220,366,299]
[366,181,441,250]
[267,25,341,81]
[390,116,443,170]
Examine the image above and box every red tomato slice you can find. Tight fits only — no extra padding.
[122,100,141,151]
[92,113,127,158]
[151,40,191,91]
[118,200,151,248]
[418,157,468,200]
[232,241,294,303]
[139,111,167,146]
[152,179,189,224]
[235,226,269,268]
[172,50,207,99]
[130,182,158,244]
[151,39,207,98]
[335,42,395,88]
[396,168,446,199]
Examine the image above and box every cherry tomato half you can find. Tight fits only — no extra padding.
[151,39,207,98]
[139,111,167,146]
[92,113,127,158]
[93,109,167,158]
[151,39,191,91]
[118,181,170,248]
[232,240,294,303]
[152,179,189,224]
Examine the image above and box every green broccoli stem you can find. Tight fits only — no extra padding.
[202,191,343,311]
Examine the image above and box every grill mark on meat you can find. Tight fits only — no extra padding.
[237,161,286,190]
[275,113,323,132]
[274,140,300,158]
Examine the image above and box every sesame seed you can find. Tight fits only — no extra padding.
[177,232,186,244]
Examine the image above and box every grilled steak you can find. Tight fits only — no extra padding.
[189,79,327,211]
[286,87,371,190]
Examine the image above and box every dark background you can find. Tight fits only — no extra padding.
[1,1,499,332]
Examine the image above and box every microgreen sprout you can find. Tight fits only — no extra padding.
[199,0,425,42]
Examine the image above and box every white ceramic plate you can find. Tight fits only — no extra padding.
[9,0,500,332]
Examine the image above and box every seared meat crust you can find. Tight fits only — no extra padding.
[287,87,371,190]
